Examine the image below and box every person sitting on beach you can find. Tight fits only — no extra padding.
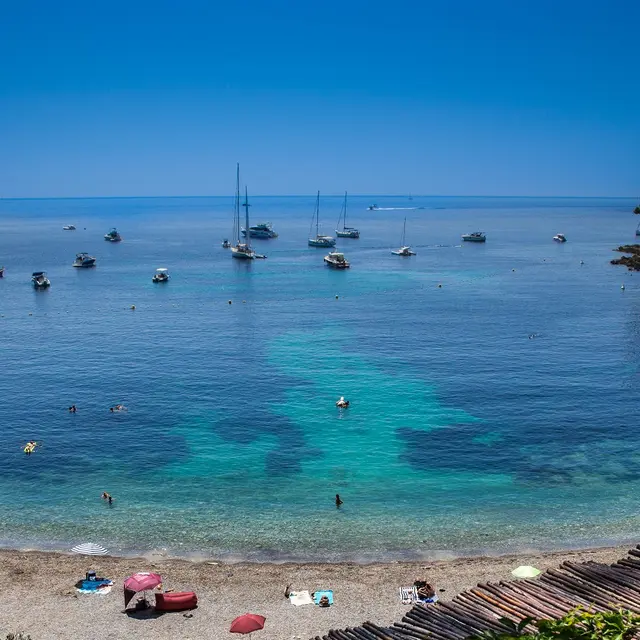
[414,580,435,600]
[318,595,330,607]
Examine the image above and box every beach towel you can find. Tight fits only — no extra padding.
[76,579,113,595]
[417,593,439,605]
[289,590,314,606]
[399,586,418,604]
[313,590,334,606]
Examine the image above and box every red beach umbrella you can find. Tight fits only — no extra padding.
[230,613,266,635]
[124,572,163,592]
[123,572,163,607]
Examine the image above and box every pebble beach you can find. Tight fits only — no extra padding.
[0,545,631,640]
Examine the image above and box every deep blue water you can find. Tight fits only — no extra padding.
[1,195,639,562]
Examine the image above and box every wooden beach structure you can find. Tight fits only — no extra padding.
[312,546,640,640]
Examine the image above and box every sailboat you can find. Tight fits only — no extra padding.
[231,164,256,260]
[391,217,416,256]
[335,192,360,238]
[308,191,336,247]
[635,221,640,237]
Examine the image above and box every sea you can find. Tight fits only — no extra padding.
[1,195,639,562]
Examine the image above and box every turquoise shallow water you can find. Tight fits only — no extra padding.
[1,195,640,561]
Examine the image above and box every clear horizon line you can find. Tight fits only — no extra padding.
[0,194,637,201]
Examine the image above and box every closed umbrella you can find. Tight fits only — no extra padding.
[511,565,541,578]
[230,613,266,637]
[71,542,108,555]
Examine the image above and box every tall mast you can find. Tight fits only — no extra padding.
[402,217,406,245]
[316,191,320,237]
[242,187,251,249]
[343,191,347,229]
[234,163,241,243]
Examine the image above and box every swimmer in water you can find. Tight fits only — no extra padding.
[335,494,343,508]
[68,405,77,413]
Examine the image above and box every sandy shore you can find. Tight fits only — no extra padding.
[0,545,632,640]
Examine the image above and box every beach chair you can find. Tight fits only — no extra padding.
[399,586,418,604]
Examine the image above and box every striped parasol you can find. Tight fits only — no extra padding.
[71,542,109,556]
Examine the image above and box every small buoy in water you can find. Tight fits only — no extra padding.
[512,269,515,272]
[335,295,339,299]
[130,305,136,310]
[580,260,584,265]
[242,300,246,304]
[28,312,32,316]
[621,284,625,290]
[437,284,442,288]
[228,300,232,305]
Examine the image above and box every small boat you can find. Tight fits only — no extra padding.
[63,225,76,231]
[32,271,50,288]
[635,222,640,237]
[324,251,350,269]
[152,267,170,282]
[462,231,486,243]
[0,266,4,278]
[104,228,122,242]
[230,164,256,260]
[335,192,360,238]
[336,396,350,408]
[241,222,278,238]
[72,252,96,268]
[553,233,567,243]
[391,217,416,256]
[367,204,379,211]
[309,191,336,247]
[222,239,231,248]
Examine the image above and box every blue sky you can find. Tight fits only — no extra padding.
[1,0,638,197]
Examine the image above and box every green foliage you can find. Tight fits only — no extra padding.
[469,608,640,640]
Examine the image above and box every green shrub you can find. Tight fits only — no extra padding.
[470,608,640,640]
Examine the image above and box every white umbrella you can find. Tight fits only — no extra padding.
[71,542,108,556]
[511,565,541,578]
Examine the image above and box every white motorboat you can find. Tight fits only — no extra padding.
[152,267,169,282]
[63,225,76,231]
[391,217,416,256]
[553,233,567,243]
[241,222,278,238]
[309,191,336,247]
[104,228,122,242]
[335,192,359,238]
[324,251,350,269]
[32,271,50,288]
[72,252,96,268]
[462,231,486,243]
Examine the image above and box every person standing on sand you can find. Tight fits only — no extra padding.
[335,494,343,508]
